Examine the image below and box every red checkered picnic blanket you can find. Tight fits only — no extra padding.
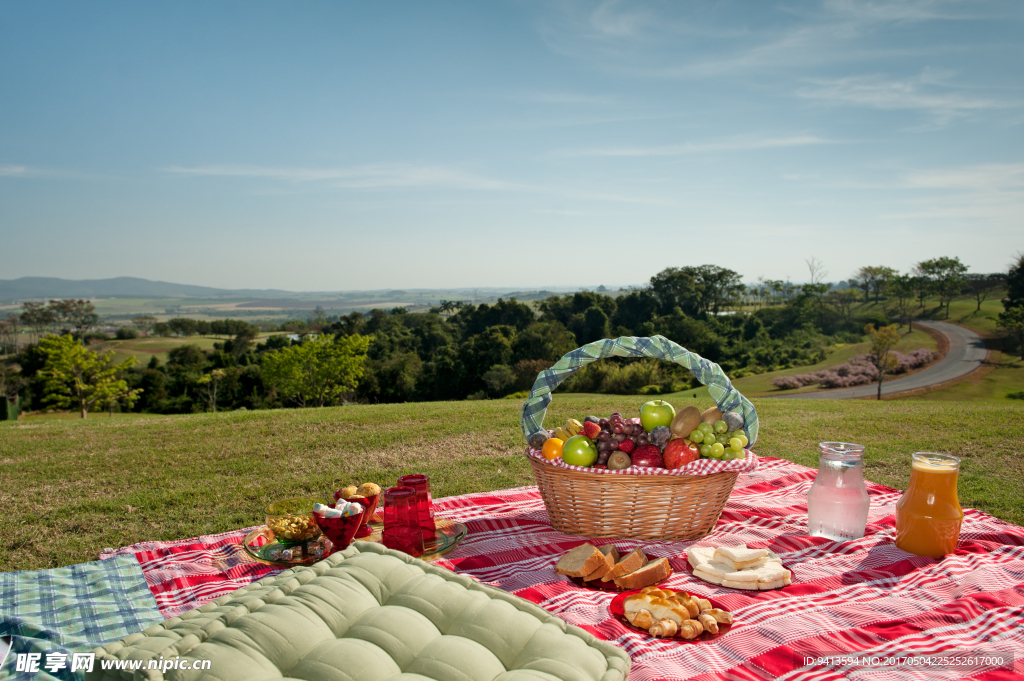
[103,457,1024,680]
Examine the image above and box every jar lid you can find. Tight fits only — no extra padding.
[819,442,865,461]
[912,452,961,471]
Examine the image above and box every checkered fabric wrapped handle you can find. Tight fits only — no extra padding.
[520,335,759,446]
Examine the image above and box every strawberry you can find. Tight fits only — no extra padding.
[617,438,635,454]
[583,421,601,440]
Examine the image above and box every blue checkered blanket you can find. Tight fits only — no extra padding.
[0,555,162,680]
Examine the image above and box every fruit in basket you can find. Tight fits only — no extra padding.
[697,422,714,436]
[640,400,676,431]
[528,431,550,450]
[688,429,705,444]
[664,438,699,468]
[701,406,723,424]
[565,418,584,436]
[631,444,664,468]
[584,415,601,424]
[617,438,635,454]
[608,451,632,470]
[699,443,712,458]
[670,406,702,439]
[542,437,565,460]
[553,426,574,441]
[583,421,601,439]
[713,420,728,434]
[650,426,672,450]
[562,435,599,466]
[729,437,744,453]
[709,442,725,459]
[723,411,744,431]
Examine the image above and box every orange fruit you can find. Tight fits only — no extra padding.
[541,437,565,460]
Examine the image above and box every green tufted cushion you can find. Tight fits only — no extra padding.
[88,542,629,681]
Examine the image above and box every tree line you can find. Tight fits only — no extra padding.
[1,254,1022,417]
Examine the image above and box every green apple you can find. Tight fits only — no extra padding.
[639,400,676,432]
[561,435,598,467]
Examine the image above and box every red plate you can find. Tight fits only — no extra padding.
[610,589,732,642]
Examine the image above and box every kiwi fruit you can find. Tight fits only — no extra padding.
[701,406,723,424]
[670,406,702,438]
[528,430,550,449]
[607,451,632,470]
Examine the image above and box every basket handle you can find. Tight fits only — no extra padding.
[520,335,759,447]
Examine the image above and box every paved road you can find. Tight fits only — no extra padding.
[781,320,988,400]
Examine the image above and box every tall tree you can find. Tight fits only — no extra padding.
[195,368,227,412]
[694,265,745,316]
[806,257,828,285]
[914,257,968,318]
[964,273,1006,312]
[649,267,700,316]
[20,302,56,343]
[37,334,140,418]
[997,307,1024,360]
[49,299,99,337]
[856,266,897,303]
[261,334,370,407]
[132,315,158,335]
[865,323,901,400]
[1005,252,1024,309]
[0,314,20,355]
[888,273,917,331]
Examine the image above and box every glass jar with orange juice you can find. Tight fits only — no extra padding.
[895,453,963,558]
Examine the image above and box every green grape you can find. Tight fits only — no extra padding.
[689,430,704,444]
[729,437,743,451]
[699,443,712,458]
[737,434,749,447]
[697,422,714,435]
[713,420,728,434]
[710,442,725,458]
[716,433,729,445]
[728,448,745,460]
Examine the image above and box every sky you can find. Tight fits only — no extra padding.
[1,0,1022,292]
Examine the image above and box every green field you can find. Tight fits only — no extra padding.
[92,334,278,366]
[734,327,938,396]
[2,396,1021,572]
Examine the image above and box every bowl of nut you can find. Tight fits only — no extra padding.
[264,497,325,544]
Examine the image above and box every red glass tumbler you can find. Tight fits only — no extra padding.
[397,474,435,542]
[382,487,424,558]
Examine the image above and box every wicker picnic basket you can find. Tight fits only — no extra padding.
[521,335,760,541]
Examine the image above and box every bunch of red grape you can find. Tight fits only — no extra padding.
[588,412,651,466]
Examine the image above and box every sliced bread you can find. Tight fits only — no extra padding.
[582,545,621,581]
[555,543,606,578]
[614,557,673,589]
[714,546,768,571]
[686,546,716,570]
[602,547,648,582]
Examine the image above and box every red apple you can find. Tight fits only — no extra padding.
[631,444,664,468]
[664,438,699,469]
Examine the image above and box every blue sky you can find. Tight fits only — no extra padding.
[1,1,1021,291]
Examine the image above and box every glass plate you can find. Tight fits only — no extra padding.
[610,589,732,642]
[243,517,467,566]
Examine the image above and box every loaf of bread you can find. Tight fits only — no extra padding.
[582,545,620,581]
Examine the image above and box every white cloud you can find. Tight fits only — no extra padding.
[797,73,1012,123]
[900,163,1024,190]
[563,135,832,157]
[162,163,522,191]
[0,165,29,176]
[883,163,1024,222]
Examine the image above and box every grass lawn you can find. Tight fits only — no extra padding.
[93,334,277,366]
[2,396,1021,572]
[734,327,937,397]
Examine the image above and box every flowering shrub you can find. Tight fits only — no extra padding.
[772,349,937,390]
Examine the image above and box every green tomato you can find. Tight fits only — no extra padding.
[689,430,704,444]
[713,420,728,434]
[710,442,725,458]
[699,443,713,458]
[697,422,714,435]
[729,437,743,451]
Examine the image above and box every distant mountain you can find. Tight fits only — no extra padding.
[0,277,295,301]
